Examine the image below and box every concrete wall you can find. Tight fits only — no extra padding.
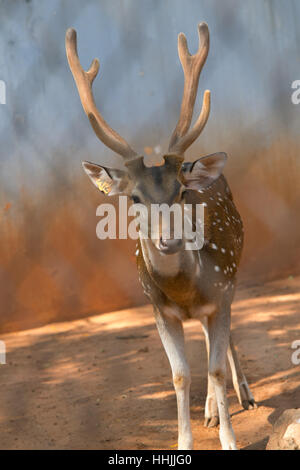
[0,0,299,332]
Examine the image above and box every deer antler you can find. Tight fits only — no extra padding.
[65,28,138,161]
[169,22,211,155]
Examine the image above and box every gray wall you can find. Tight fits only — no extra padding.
[0,0,299,332]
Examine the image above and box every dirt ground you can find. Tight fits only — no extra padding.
[0,275,299,450]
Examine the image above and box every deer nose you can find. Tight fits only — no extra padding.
[159,236,183,254]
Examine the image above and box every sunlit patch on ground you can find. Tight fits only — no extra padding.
[0,275,299,449]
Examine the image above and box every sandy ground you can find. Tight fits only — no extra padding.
[0,276,299,450]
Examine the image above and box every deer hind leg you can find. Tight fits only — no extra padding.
[207,308,237,450]
[154,308,193,450]
[202,324,257,427]
[227,334,257,410]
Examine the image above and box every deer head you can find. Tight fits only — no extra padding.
[66,23,227,254]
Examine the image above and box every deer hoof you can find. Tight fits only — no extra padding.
[204,415,219,428]
[242,399,258,410]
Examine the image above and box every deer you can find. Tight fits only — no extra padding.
[65,22,256,450]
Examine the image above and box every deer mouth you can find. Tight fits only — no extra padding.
[158,237,184,254]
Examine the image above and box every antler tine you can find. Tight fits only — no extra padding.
[169,22,210,155]
[65,28,137,161]
[171,89,210,155]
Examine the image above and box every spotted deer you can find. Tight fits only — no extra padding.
[66,22,256,450]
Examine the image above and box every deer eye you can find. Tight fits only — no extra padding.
[131,195,141,204]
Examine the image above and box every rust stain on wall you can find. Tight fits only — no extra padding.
[0,181,145,333]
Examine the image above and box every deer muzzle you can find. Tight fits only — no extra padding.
[159,236,184,254]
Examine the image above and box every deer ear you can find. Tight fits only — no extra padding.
[181,152,227,189]
[82,161,128,196]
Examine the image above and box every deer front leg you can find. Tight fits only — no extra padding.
[201,318,219,427]
[207,308,237,450]
[154,308,193,450]
[227,334,257,410]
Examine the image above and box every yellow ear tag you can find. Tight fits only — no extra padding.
[96,179,111,194]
